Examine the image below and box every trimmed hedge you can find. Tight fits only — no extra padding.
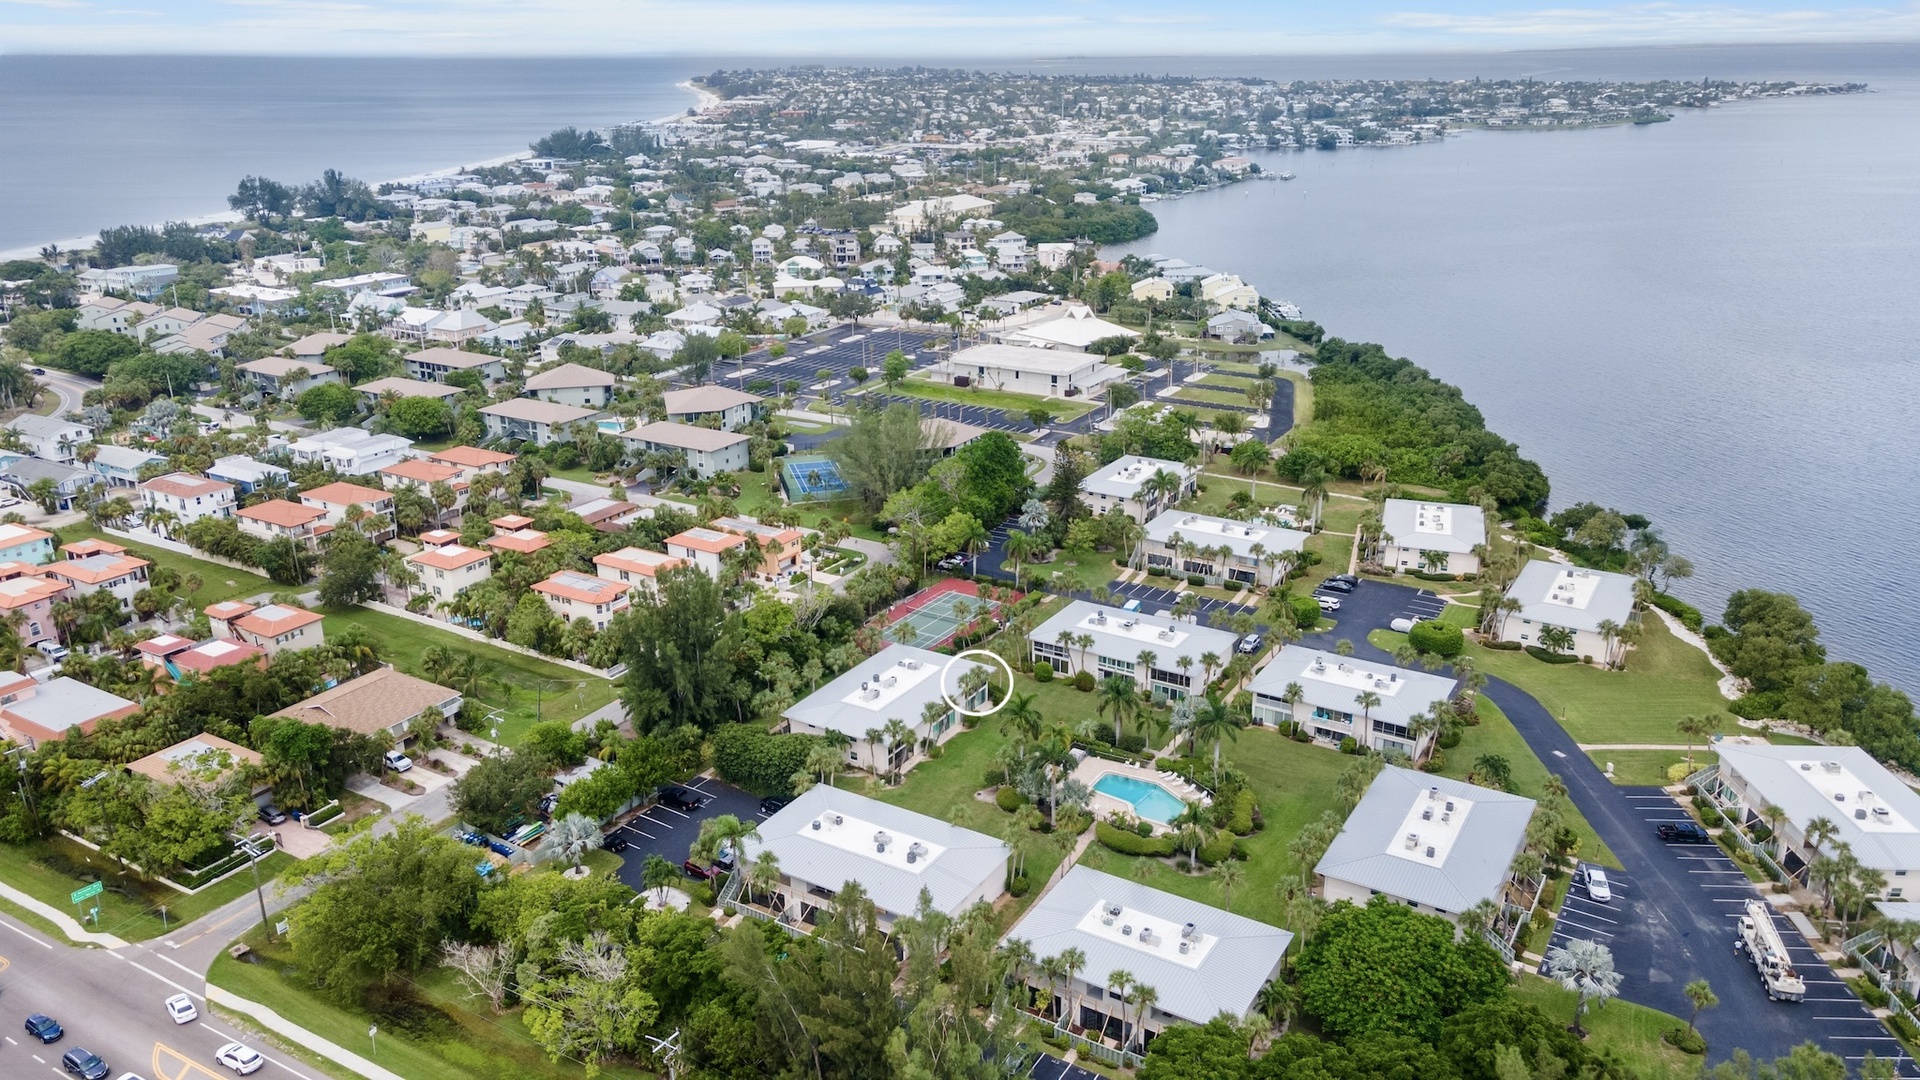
[1525,646,1580,664]
[1226,790,1257,836]
[1483,639,1524,651]
[1652,591,1704,633]
[1408,620,1464,658]
[1197,831,1236,866]
[1096,820,1176,857]
[1072,671,1096,691]
[995,786,1026,812]
[1289,594,1323,629]
[1034,660,1054,682]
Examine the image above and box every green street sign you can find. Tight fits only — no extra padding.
[70,881,102,904]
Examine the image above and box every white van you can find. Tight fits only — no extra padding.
[1390,617,1417,633]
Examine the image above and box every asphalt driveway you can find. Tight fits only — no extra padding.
[609,776,763,894]
[1304,578,1915,1072]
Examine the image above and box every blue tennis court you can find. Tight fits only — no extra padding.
[782,455,849,501]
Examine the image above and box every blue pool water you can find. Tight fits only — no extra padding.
[1093,774,1188,825]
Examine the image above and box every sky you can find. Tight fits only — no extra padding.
[1,0,1917,55]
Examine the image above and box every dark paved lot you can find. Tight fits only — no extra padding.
[1108,578,1256,625]
[609,776,764,895]
[1311,578,1915,1072]
[1029,1053,1102,1080]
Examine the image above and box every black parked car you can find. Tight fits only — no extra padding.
[759,795,794,815]
[1658,821,1711,843]
[657,786,708,812]
[1319,577,1355,594]
[602,832,629,854]
[61,1048,110,1080]
[25,1014,63,1043]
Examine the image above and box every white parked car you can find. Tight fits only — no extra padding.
[1316,595,1342,612]
[1389,617,1417,633]
[215,1042,265,1075]
[383,750,413,773]
[164,993,197,1024]
[1584,867,1612,903]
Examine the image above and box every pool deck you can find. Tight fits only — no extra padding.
[1072,756,1210,834]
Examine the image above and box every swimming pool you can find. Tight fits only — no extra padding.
[1093,773,1189,825]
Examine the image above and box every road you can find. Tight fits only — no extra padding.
[32,368,95,418]
[1320,578,1916,1073]
[0,907,319,1080]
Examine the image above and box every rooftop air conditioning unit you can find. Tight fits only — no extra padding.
[1182,922,1198,940]
[1139,927,1156,946]
[1158,629,1174,641]
[908,842,927,860]
[1422,808,1434,821]
[1390,672,1399,683]
[1122,619,1138,629]
[1874,807,1892,818]
[1824,761,1843,773]
[1425,846,1436,859]
[1121,924,1133,936]
[1107,902,1122,917]
[1856,809,1869,821]
[1440,812,1451,824]
[1093,613,1106,625]
[1445,801,1455,812]
[1801,763,1814,771]
[1404,834,1420,850]
[1178,941,1190,954]
[883,674,898,688]
[833,814,844,826]
[811,819,822,830]
[902,659,919,670]
[1429,786,1440,801]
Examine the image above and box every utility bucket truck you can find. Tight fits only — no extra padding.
[1739,899,1806,1002]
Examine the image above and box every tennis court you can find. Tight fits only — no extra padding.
[781,455,849,501]
[881,583,1003,650]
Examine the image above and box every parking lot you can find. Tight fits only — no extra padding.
[608,776,764,896]
[1107,579,1257,626]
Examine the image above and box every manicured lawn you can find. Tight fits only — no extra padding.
[1170,386,1253,409]
[62,525,276,605]
[1197,373,1258,391]
[1591,749,1717,787]
[0,833,294,943]
[1514,974,1698,1080]
[889,377,1098,420]
[1278,370,1312,429]
[1079,729,1350,928]
[321,607,617,744]
[210,924,651,1080]
[1438,695,1620,869]
[1460,616,1734,746]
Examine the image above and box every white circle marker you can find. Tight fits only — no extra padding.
[941,648,1015,717]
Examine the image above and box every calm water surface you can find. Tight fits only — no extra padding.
[1111,61,1920,690]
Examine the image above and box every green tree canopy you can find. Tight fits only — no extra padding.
[1295,898,1509,1042]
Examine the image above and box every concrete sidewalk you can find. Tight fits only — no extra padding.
[209,985,406,1080]
[0,879,129,948]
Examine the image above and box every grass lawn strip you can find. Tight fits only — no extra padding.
[1438,694,1619,869]
[0,834,295,943]
[64,524,276,605]
[1514,973,1697,1080]
[1169,386,1255,409]
[891,377,1098,420]
[321,607,616,746]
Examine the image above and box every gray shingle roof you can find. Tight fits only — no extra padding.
[739,786,1007,918]
[1002,865,1291,1025]
[1315,767,1535,914]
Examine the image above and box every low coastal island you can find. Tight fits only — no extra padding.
[0,64,1906,1080]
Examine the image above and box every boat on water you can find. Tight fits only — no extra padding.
[1276,171,1296,180]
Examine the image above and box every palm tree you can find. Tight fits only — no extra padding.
[864,726,887,776]
[1106,968,1134,1042]
[1459,898,1501,941]
[1545,938,1622,1037]
[1038,953,1068,1021]
[805,741,842,788]
[1759,803,1789,860]
[691,814,760,871]
[1199,650,1222,688]
[1353,689,1382,733]
[747,850,782,908]
[1279,681,1306,729]
[1003,528,1039,583]
[1675,713,1721,770]
[1002,692,1043,751]
[1171,801,1212,864]
[1215,861,1244,912]
[548,812,602,869]
[1058,946,1087,1032]
[1097,674,1141,745]
[1128,984,1159,1054]
[882,717,913,784]
[999,937,1037,1009]
[1190,691,1238,786]
[1683,978,1718,1035]
[1537,625,1576,656]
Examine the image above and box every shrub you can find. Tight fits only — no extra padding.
[1118,733,1147,754]
[1652,591,1704,632]
[1197,831,1237,866]
[712,723,820,796]
[1186,574,1208,587]
[1033,660,1054,683]
[1072,670,1096,691]
[1850,977,1890,1009]
[1420,752,1448,773]
[1483,639,1524,651]
[1438,729,1462,750]
[1135,820,1154,837]
[1008,874,1032,897]
[1666,762,1695,783]
[1663,1027,1706,1055]
[1338,737,1358,754]
[983,768,1006,787]
[995,786,1026,812]
[1291,727,1311,742]
[1524,646,1580,664]
[1146,565,1168,577]
[1290,594,1323,629]
[1096,820,1176,857]
[1224,791,1257,835]
[1408,620,1465,658]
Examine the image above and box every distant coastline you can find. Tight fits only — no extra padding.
[0,76,710,263]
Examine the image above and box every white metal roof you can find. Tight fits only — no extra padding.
[1027,601,1238,671]
[1082,455,1195,501]
[1002,865,1291,1025]
[1315,766,1535,914]
[1379,499,1487,555]
[1503,561,1636,634]
[1248,646,1457,731]
[740,786,1007,918]
[1143,509,1306,561]
[784,644,986,741]
[1718,744,1920,871]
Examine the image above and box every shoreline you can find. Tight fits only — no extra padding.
[0,80,710,264]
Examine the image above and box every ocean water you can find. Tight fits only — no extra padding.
[0,55,709,254]
[3,45,1915,690]
[1108,49,1920,691]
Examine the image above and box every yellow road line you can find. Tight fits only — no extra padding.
[153,1042,226,1080]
